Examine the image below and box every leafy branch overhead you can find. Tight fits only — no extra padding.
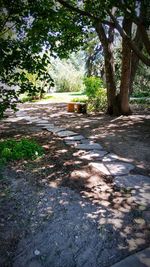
[57,0,150,66]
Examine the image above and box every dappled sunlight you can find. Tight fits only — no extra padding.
[1,161,149,267]
[1,103,150,267]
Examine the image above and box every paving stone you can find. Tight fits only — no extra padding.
[114,175,150,189]
[89,162,110,175]
[102,153,120,162]
[64,135,85,141]
[79,150,108,160]
[81,139,92,144]
[35,120,49,124]
[111,247,150,267]
[65,140,80,145]
[105,162,135,176]
[4,117,29,122]
[42,124,55,129]
[34,120,48,124]
[46,127,66,133]
[57,130,78,137]
[131,189,150,206]
[75,143,103,150]
[24,116,32,121]
[36,123,51,128]
[16,111,26,116]
[114,175,150,206]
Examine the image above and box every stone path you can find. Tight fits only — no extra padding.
[15,110,150,209]
[9,110,150,267]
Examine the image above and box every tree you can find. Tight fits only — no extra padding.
[0,0,56,117]
[56,0,150,115]
[0,0,150,117]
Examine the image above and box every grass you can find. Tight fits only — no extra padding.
[20,92,87,103]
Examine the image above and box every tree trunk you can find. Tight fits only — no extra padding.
[129,1,145,95]
[129,28,143,95]
[119,17,132,115]
[95,22,118,115]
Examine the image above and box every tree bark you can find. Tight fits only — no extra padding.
[129,28,143,95]
[95,22,118,115]
[120,17,132,115]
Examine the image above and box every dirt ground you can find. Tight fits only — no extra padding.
[0,102,150,267]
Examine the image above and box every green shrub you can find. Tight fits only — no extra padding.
[0,138,44,164]
[83,76,103,98]
[132,91,150,98]
[88,88,107,112]
[83,77,107,112]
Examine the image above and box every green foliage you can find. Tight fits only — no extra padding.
[130,98,150,105]
[0,138,44,164]
[132,63,150,97]
[88,88,107,112]
[83,76,107,111]
[132,91,150,98]
[0,86,19,118]
[83,76,103,97]
[49,54,85,92]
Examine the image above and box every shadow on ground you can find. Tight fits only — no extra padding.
[0,104,150,267]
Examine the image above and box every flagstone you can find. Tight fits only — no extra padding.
[75,143,103,150]
[79,150,108,160]
[114,174,150,206]
[57,130,78,137]
[89,162,110,175]
[46,127,66,133]
[64,135,85,141]
[102,153,120,162]
[114,174,150,189]
[65,140,80,145]
[42,124,55,129]
[105,162,135,176]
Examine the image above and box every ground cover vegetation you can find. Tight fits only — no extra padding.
[0,0,150,118]
[0,138,44,165]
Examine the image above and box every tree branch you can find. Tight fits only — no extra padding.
[0,22,17,38]
[107,10,150,66]
[117,1,150,55]
[57,0,114,27]
[0,14,11,32]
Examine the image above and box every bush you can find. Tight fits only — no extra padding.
[0,138,44,164]
[88,88,107,112]
[83,76,107,111]
[83,76,103,98]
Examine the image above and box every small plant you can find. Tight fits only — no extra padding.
[0,138,44,165]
